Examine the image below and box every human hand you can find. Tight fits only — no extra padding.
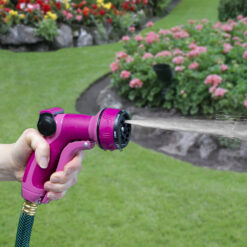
[10,128,83,200]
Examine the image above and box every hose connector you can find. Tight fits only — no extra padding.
[22,200,38,216]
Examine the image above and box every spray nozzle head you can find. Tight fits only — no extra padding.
[97,109,131,151]
[114,110,131,150]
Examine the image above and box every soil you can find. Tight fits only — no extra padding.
[76,74,247,173]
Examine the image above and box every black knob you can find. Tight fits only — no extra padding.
[37,113,56,136]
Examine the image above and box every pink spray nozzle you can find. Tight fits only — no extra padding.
[97,108,131,150]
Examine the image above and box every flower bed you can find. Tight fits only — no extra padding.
[110,16,247,117]
[0,0,156,50]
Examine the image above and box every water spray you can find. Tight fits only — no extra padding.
[15,107,131,247]
[126,117,247,141]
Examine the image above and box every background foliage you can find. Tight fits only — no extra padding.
[218,0,247,21]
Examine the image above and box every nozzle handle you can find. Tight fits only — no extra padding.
[41,141,95,204]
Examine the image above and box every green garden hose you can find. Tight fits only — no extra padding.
[15,200,38,247]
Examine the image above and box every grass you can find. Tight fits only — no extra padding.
[1,0,247,246]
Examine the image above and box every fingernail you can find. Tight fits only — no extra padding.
[39,157,48,169]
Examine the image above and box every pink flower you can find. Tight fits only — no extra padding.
[126,56,134,63]
[145,31,159,44]
[158,29,172,35]
[243,50,247,59]
[196,24,203,31]
[129,78,143,88]
[139,44,144,49]
[76,15,82,21]
[172,56,184,64]
[221,24,233,32]
[202,18,208,23]
[135,35,143,42]
[224,33,231,39]
[173,31,189,39]
[242,43,247,48]
[146,21,154,27]
[189,43,197,50]
[110,62,119,72]
[204,74,223,86]
[244,31,247,36]
[175,66,183,72]
[120,70,131,79]
[173,48,183,56]
[188,19,196,24]
[170,26,182,32]
[213,22,221,29]
[142,53,153,60]
[213,88,227,97]
[155,50,172,57]
[244,99,247,108]
[180,90,185,95]
[221,64,228,71]
[122,36,130,42]
[187,46,206,58]
[116,51,128,59]
[223,43,233,53]
[129,26,136,32]
[66,13,73,20]
[233,36,241,41]
[238,15,243,21]
[209,85,216,93]
[189,62,199,70]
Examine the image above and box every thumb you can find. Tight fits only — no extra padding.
[23,129,50,169]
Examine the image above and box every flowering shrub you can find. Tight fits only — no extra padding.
[0,0,149,37]
[110,17,247,116]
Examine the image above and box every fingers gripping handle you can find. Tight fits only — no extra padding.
[41,141,95,204]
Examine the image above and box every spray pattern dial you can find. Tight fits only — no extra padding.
[113,110,131,150]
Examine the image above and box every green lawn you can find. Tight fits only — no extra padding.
[2,0,247,246]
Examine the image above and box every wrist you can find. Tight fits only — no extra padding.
[0,144,17,181]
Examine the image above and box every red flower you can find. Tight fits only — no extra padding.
[78,0,86,8]
[107,18,112,24]
[4,7,10,12]
[129,6,135,11]
[42,4,51,13]
[82,6,89,17]
[36,0,43,6]
[54,2,61,10]
[99,9,105,16]
[91,3,97,9]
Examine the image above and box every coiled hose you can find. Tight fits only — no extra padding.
[15,200,38,247]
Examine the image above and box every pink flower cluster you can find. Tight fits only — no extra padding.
[172,56,184,64]
[120,70,131,79]
[142,53,153,60]
[189,62,199,70]
[204,74,226,97]
[146,21,154,27]
[213,88,227,97]
[129,78,143,88]
[187,45,207,58]
[135,35,143,42]
[223,43,233,53]
[146,31,159,44]
[155,50,172,57]
[243,50,247,59]
[122,36,130,42]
